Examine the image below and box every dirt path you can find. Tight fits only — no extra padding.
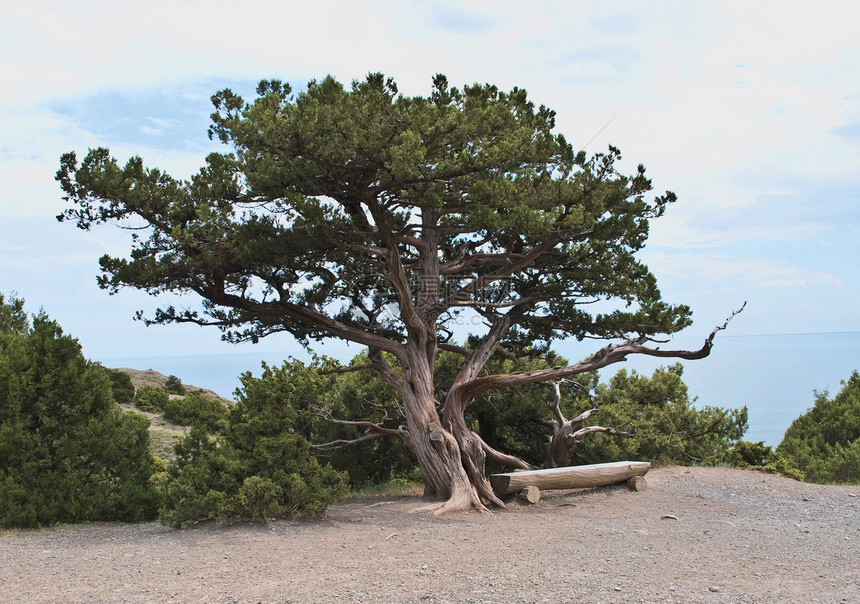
[2,467,858,603]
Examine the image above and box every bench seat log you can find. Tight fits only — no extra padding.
[490,461,651,497]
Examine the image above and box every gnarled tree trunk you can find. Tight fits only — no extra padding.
[388,337,532,515]
[390,339,485,515]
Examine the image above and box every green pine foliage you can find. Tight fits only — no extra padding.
[776,371,860,484]
[0,294,160,527]
[157,364,348,527]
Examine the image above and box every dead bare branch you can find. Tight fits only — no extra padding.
[311,432,391,453]
[570,425,633,440]
[462,303,748,399]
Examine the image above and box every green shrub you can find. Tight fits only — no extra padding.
[155,428,239,524]
[464,361,748,469]
[565,364,748,466]
[163,391,228,432]
[157,368,348,527]
[164,375,186,396]
[134,385,169,413]
[777,371,860,484]
[727,440,804,480]
[278,355,419,488]
[237,476,285,522]
[107,369,135,404]
[0,293,159,527]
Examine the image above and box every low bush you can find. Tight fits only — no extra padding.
[162,391,228,433]
[0,294,159,527]
[107,369,135,404]
[726,440,804,480]
[134,385,169,413]
[777,372,860,484]
[164,375,186,396]
[157,368,348,527]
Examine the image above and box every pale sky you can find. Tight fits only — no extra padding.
[1,0,858,364]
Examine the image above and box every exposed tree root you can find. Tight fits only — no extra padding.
[410,487,489,516]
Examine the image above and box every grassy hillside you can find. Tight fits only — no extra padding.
[113,368,232,460]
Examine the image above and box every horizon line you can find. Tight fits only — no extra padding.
[94,330,860,361]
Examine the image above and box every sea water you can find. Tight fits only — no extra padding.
[100,331,860,448]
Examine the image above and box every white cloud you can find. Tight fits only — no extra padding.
[709,1,860,66]
[0,108,94,218]
[647,213,839,250]
[1,0,858,347]
[140,118,180,137]
[0,106,216,218]
[645,251,843,290]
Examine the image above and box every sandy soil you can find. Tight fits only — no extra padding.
[2,467,858,603]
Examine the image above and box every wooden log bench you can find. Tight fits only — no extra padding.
[490,461,651,503]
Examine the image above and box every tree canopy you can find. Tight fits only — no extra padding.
[58,73,738,514]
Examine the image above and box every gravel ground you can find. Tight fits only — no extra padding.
[1,466,858,603]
